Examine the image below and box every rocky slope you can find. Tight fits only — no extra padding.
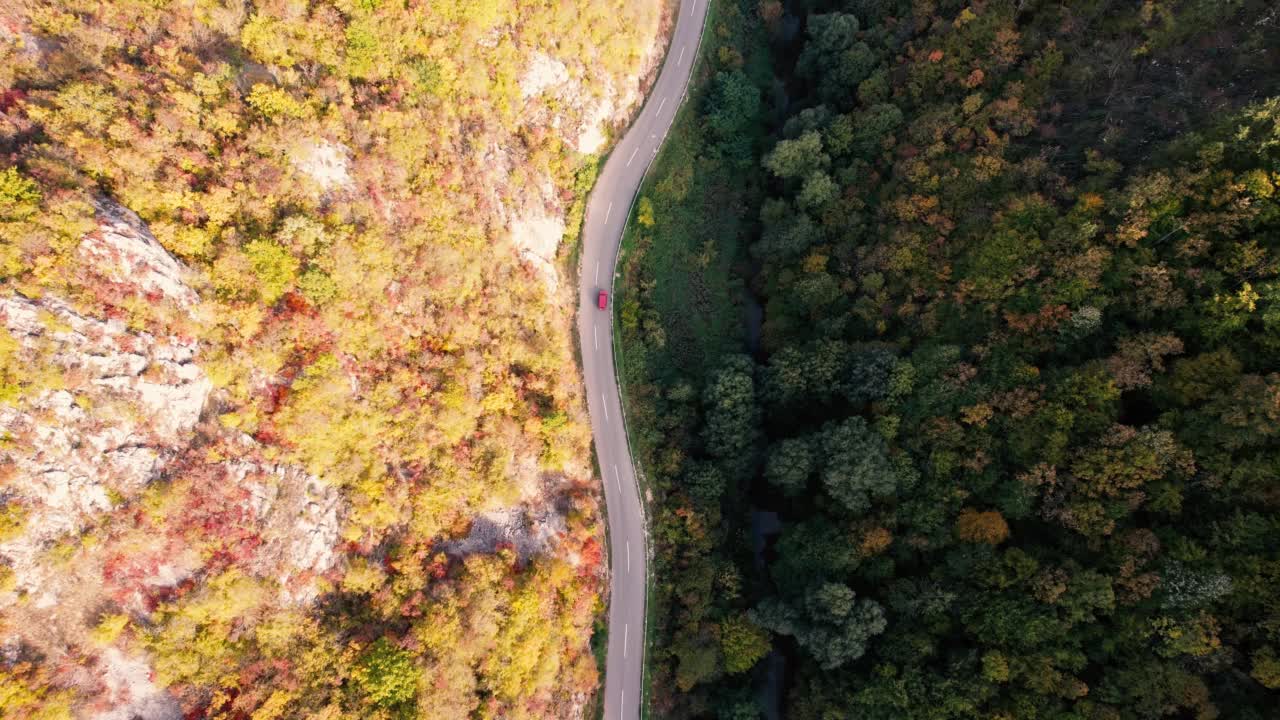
[1,201,345,719]
[505,18,672,294]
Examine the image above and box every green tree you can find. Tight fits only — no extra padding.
[1250,648,1280,689]
[719,614,771,674]
[796,14,878,110]
[705,70,761,167]
[764,436,813,495]
[847,103,903,160]
[244,239,300,305]
[354,638,418,709]
[753,583,886,670]
[673,633,720,691]
[820,417,897,514]
[840,345,897,404]
[769,518,860,590]
[797,171,838,210]
[702,355,761,465]
[684,461,727,507]
[762,131,829,180]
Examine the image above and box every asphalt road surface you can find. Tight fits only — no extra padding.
[576,1,709,717]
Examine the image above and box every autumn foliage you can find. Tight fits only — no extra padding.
[0,0,665,717]
[955,508,1010,545]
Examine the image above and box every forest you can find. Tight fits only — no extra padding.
[0,0,664,718]
[618,0,1280,718]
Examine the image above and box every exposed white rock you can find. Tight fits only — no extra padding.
[444,504,567,562]
[570,22,666,154]
[0,8,51,62]
[230,457,344,604]
[510,211,566,292]
[92,648,181,720]
[0,294,212,592]
[575,97,614,154]
[520,52,570,99]
[144,562,191,590]
[291,139,353,191]
[442,447,567,561]
[501,14,667,288]
[78,199,199,307]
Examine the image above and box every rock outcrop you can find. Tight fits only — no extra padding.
[520,52,570,99]
[0,292,211,590]
[92,648,181,720]
[233,458,344,604]
[79,199,199,307]
[511,210,568,293]
[0,199,346,720]
[518,34,668,154]
[499,12,671,294]
[290,139,354,193]
[443,504,568,562]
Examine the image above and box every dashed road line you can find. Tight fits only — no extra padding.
[589,2,709,715]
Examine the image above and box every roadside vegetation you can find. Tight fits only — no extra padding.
[624,1,1280,718]
[615,0,773,715]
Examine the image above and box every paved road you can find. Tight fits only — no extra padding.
[577,0,708,717]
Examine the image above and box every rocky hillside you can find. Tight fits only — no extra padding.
[0,0,670,717]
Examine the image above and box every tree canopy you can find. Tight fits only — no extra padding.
[618,1,1280,718]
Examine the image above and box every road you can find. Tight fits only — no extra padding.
[577,0,709,718]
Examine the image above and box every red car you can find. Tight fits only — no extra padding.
[597,290,609,310]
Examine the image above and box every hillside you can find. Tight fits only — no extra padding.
[618,0,1280,718]
[0,0,669,718]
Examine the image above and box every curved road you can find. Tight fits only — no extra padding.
[578,0,709,717]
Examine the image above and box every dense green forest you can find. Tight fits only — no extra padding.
[620,0,1280,718]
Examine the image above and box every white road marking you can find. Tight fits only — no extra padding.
[590,0,703,710]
